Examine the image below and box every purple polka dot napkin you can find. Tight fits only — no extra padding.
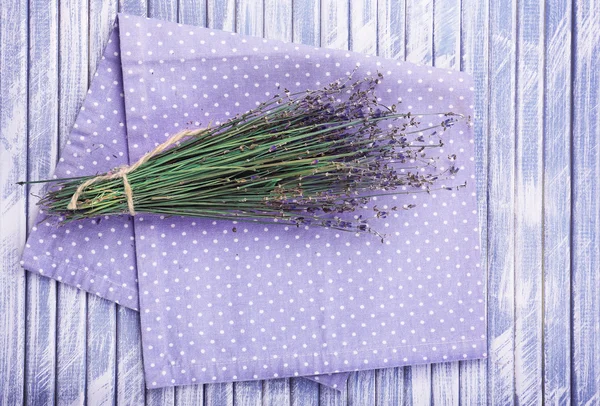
[21,14,486,389]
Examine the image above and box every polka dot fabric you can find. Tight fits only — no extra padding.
[117,14,486,388]
[21,14,486,390]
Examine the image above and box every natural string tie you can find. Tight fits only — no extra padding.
[67,128,204,215]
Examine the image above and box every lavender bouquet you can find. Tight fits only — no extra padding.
[29,74,466,237]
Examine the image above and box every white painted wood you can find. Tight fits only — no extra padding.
[347,371,376,405]
[571,0,600,404]
[459,0,489,403]
[486,0,517,403]
[432,363,459,405]
[5,0,600,404]
[377,0,404,60]
[543,1,573,404]
[55,0,90,403]
[264,0,293,42]
[291,378,319,406]
[119,0,147,15]
[233,380,262,406]
[321,0,349,51]
[24,0,59,404]
[204,383,233,405]
[404,1,435,401]
[207,0,236,32]
[293,0,320,46]
[375,368,403,405]
[430,1,462,403]
[116,306,146,405]
[349,0,377,55]
[263,378,291,405]
[0,0,27,404]
[513,0,544,404]
[143,6,178,406]
[405,0,433,65]
[175,4,209,404]
[86,2,119,405]
[144,3,176,402]
[115,3,147,404]
[236,0,263,37]
[179,0,207,27]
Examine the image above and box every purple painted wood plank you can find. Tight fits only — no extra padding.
[377,0,404,60]
[543,0,573,404]
[0,0,28,403]
[233,380,262,406]
[207,0,236,32]
[24,0,59,404]
[293,0,320,46]
[321,0,349,51]
[514,0,544,404]
[171,2,211,404]
[203,2,236,403]
[347,371,376,405]
[373,3,406,403]
[55,0,89,402]
[572,0,600,404]
[404,1,434,402]
[375,368,403,405]
[431,0,462,402]
[486,0,517,403]
[349,0,377,55]
[116,307,146,405]
[204,382,233,405]
[144,5,178,406]
[291,378,320,406]
[459,0,489,402]
[263,378,291,405]
[119,0,147,15]
[86,2,119,404]
[179,0,207,28]
[320,385,347,406]
[116,2,148,402]
[405,0,433,65]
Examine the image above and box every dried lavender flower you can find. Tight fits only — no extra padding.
[27,74,468,238]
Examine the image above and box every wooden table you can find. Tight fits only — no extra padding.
[1,0,598,404]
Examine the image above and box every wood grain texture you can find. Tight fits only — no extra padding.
[3,0,600,404]
[291,378,319,406]
[405,0,433,65]
[431,1,461,403]
[459,0,489,402]
[514,0,544,404]
[55,0,90,403]
[377,0,404,60]
[86,2,120,404]
[404,1,435,402]
[543,1,572,403]
[0,0,27,404]
[572,0,600,404]
[348,371,376,405]
[375,368,403,406]
[486,0,517,403]
[24,0,59,404]
[321,0,349,51]
[293,0,320,46]
[117,1,148,402]
[349,0,377,55]
[116,306,146,405]
[543,0,573,404]
[207,0,236,32]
